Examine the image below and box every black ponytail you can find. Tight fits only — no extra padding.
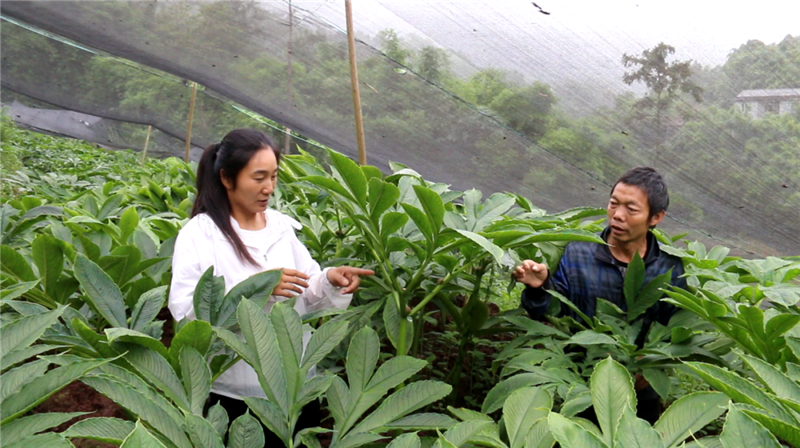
[191,129,280,266]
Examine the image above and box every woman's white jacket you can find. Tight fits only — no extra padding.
[168,209,351,399]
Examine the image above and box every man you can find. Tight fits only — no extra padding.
[513,166,686,423]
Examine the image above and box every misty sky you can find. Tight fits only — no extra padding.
[282,1,799,80]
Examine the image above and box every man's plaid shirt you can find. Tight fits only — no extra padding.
[521,227,686,327]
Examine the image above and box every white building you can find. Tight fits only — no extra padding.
[735,88,800,119]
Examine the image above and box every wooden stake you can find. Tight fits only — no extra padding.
[184,82,198,162]
[141,125,152,163]
[345,0,367,165]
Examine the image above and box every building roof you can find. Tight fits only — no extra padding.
[735,88,800,101]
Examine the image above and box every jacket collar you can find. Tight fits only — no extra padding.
[595,226,661,265]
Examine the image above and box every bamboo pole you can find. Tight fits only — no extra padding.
[285,0,293,154]
[141,125,152,163]
[345,0,367,165]
[184,82,198,162]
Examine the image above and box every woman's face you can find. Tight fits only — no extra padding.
[222,147,278,217]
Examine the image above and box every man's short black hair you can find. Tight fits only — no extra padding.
[611,167,669,218]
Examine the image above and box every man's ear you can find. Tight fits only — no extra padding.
[649,210,666,228]
[220,170,233,190]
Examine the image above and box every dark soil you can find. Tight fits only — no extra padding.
[33,381,127,448]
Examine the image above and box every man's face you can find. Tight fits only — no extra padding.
[606,183,664,245]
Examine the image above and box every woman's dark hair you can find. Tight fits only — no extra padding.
[611,166,669,219]
[192,129,280,265]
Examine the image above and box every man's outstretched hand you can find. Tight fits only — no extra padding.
[513,260,549,288]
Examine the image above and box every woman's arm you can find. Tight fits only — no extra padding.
[168,223,206,321]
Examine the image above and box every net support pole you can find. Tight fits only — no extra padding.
[184,82,198,162]
[285,0,293,154]
[345,0,367,165]
[141,125,152,163]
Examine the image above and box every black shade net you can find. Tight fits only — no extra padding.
[1,1,799,256]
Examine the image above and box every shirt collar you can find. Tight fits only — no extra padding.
[595,226,661,265]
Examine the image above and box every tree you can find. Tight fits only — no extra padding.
[416,46,449,84]
[378,29,411,66]
[622,43,702,160]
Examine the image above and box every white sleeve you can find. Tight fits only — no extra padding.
[168,224,204,321]
[289,231,352,312]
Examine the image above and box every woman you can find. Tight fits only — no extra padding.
[168,129,373,443]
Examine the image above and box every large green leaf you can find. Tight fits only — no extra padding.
[119,206,140,243]
[441,420,492,446]
[385,413,458,430]
[332,432,384,448]
[269,302,304,402]
[31,234,64,301]
[301,320,349,373]
[218,269,282,328]
[591,357,635,447]
[329,150,368,209]
[643,369,671,401]
[0,280,40,301]
[381,211,409,241]
[1,244,36,282]
[61,417,135,444]
[105,328,171,365]
[180,346,211,415]
[1,358,49,401]
[401,203,434,242]
[120,420,168,448]
[739,353,800,403]
[227,411,266,448]
[74,253,127,328]
[193,266,225,323]
[1,357,110,424]
[131,286,167,332]
[303,175,356,203]
[0,306,64,357]
[739,409,800,447]
[81,374,191,448]
[413,185,445,237]
[383,302,413,353]
[624,252,646,313]
[245,396,291,444]
[169,319,213,361]
[295,375,334,412]
[236,299,289,415]
[368,178,400,224]
[653,391,728,448]
[525,418,555,448]
[327,376,350,431]
[454,229,505,265]
[686,362,797,425]
[482,373,552,414]
[503,386,553,448]
[1,344,63,371]
[350,380,452,434]
[185,413,225,448]
[4,432,74,448]
[548,413,608,448]
[512,229,606,246]
[720,404,781,448]
[613,407,664,448]
[120,344,190,411]
[628,270,672,322]
[0,411,89,446]
[207,403,229,440]
[567,330,617,346]
[386,433,422,448]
